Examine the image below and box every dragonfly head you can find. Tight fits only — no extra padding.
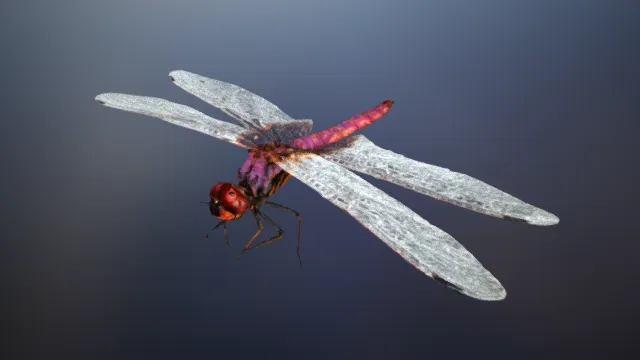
[208,183,250,220]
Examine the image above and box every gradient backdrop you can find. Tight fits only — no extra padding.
[3,0,639,358]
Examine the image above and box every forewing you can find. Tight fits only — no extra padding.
[323,136,559,226]
[95,93,255,148]
[169,70,313,143]
[277,153,506,301]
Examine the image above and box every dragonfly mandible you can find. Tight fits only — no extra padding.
[95,70,559,301]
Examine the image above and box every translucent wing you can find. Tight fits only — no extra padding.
[277,153,506,301]
[323,136,559,226]
[94,93,256,148]
[169,70,313,144]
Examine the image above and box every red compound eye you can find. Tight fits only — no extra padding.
[208,182,249,219]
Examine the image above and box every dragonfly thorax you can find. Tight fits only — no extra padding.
[237,145,293,201]
[208,183,250,220]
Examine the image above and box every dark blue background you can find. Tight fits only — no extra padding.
[3,0,639,358]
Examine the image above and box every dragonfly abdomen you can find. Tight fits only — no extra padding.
[290,100,394,150]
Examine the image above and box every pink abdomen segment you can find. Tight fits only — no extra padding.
[290,100,394,150]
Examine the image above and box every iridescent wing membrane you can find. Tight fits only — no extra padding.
[95,70,559,300]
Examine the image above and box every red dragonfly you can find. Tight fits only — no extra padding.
[95,70,559,301]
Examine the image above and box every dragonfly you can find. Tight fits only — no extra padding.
[95,70,559,301]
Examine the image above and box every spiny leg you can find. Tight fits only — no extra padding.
[211,220,230,247]
[260,210,282,238]
[237,210,263,260]
[264,201,303,267]
[245,211,284,252]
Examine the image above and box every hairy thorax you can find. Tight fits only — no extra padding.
[237,144,295,201]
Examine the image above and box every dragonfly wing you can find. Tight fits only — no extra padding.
[95,93,255,148]
[169,70,313,143]
[323,135,559,226]
[277,153,506,301]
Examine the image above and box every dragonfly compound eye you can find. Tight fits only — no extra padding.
[209,182,249,219]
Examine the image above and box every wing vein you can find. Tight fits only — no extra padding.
[323,135,559,226]
[278,153,506,300]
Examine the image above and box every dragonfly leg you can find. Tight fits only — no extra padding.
[245,211,284,251]
[264,201,303,268]
[211,220,230,247]
[237,210,263,260]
